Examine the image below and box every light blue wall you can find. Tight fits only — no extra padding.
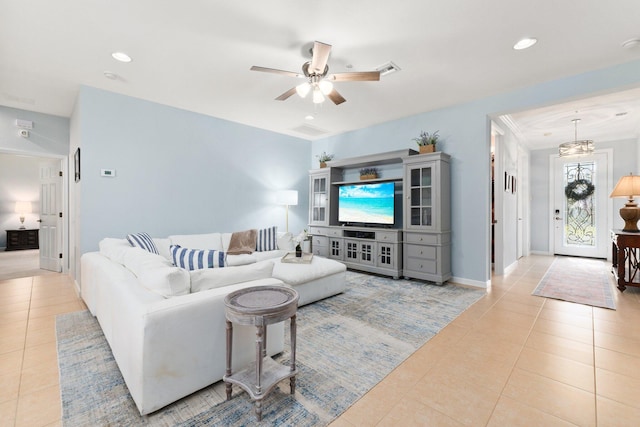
[0,106,69,251]
[313,59,640,285]
[530,139,638,254]
[0,105,69,157]
[76,87,310,253]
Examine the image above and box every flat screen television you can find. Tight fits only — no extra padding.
[338,182,395,225]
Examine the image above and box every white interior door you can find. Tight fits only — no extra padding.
[39,162,62,272]
[552,152,608,258]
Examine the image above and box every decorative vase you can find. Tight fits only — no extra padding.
[295,244,302,257]
[320,162,327,168]
[419,145,436,154]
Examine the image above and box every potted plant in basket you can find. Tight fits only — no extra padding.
[360,167,379,180]
[413,130,439,154]
[316,152,334,168]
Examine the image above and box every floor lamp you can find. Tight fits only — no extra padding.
[276,190,298,233]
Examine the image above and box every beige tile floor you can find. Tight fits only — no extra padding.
[1,254,640,426]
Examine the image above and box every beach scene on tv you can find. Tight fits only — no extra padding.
[338,182,395,225]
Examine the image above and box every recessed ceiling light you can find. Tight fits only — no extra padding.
[622,38,640,49]
[103,71,118,80]
[111,52,132,63]
[305,115,314,120]
[513,37,538,50]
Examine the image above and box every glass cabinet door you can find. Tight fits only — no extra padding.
[409,165,433,227]
[310,175,328,224]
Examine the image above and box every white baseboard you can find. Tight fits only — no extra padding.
[450,276,488,289]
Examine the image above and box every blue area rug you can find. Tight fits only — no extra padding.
[57,271,484,426]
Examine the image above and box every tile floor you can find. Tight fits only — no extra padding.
[1,255,640,426]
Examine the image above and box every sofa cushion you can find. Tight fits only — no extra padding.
[153,238,172,261]
[122,247,190,297]
[256,226,278,252]
[168,233,223,251]
[189,261,274,293]
[126,232,159,254]
[170,245,226,270]
[277,232,294,251]
[272,256,347,286]
[226,253,257,266]
[99,238,132,265]
[227,229,257,255]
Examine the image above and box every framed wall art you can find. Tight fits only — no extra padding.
[74,147,81,182]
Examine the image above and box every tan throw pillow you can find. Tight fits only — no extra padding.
[227,229,257,255]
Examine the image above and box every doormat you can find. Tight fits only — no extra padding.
[532,256,615,310]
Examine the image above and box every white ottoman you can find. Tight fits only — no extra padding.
[271,256,347,306]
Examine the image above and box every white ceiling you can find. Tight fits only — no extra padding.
[1,1,640,144]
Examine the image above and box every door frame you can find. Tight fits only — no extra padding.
[0,148,69,273]
[547,148,613,260]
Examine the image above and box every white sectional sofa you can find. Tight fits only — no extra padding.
[80,229,346,415]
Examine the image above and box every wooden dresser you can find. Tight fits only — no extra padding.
[5,229,39,251]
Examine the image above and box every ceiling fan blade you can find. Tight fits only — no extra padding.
[309,41,332,74]
[327,89,346,105]
[275,87,297,101]
[328,71,381,82]
[250,66,302,79]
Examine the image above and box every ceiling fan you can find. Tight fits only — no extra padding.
[250,41,380,105]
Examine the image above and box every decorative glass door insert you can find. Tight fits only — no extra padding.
[562,161,596,247]
[409,165,433,227]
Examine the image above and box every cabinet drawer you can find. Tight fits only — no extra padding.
[327,228,342,237]
[404,232,440,245]
[405,257,437,274]
[376,231,400,243]
[405,244,436,260]
[312,235,328,247]
[308,226,328,236]
[312,246,329,257]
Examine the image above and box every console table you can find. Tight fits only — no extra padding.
[611,229,640,291]
[6,229,39,251]
[223,285,299,421]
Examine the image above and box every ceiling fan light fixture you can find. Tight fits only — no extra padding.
[318,80,333,95]
[296,82,311,98]
[312,88,325,104]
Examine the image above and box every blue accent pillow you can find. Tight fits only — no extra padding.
[170,245,226,270]
[126,232,159,254]
[256,226,277,252]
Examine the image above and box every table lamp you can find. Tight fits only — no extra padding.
[610,173,640,232]
[15,201,32,229]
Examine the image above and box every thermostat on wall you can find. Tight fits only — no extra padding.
[101,169,116,177]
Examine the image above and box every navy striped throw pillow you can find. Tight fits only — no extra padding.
[126,232,159,254]
[170,245,226,270]
[256,226,277,252]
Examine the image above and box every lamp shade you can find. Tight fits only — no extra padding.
[14,201,32,214]
[275,190,298,206]
[610,174,640,200]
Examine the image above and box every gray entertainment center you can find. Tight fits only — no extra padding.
[308,149,451,283]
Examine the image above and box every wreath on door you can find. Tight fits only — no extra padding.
[564,179,595,201]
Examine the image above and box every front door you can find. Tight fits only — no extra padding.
[39,162,62,272]
[552,152,609,258]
